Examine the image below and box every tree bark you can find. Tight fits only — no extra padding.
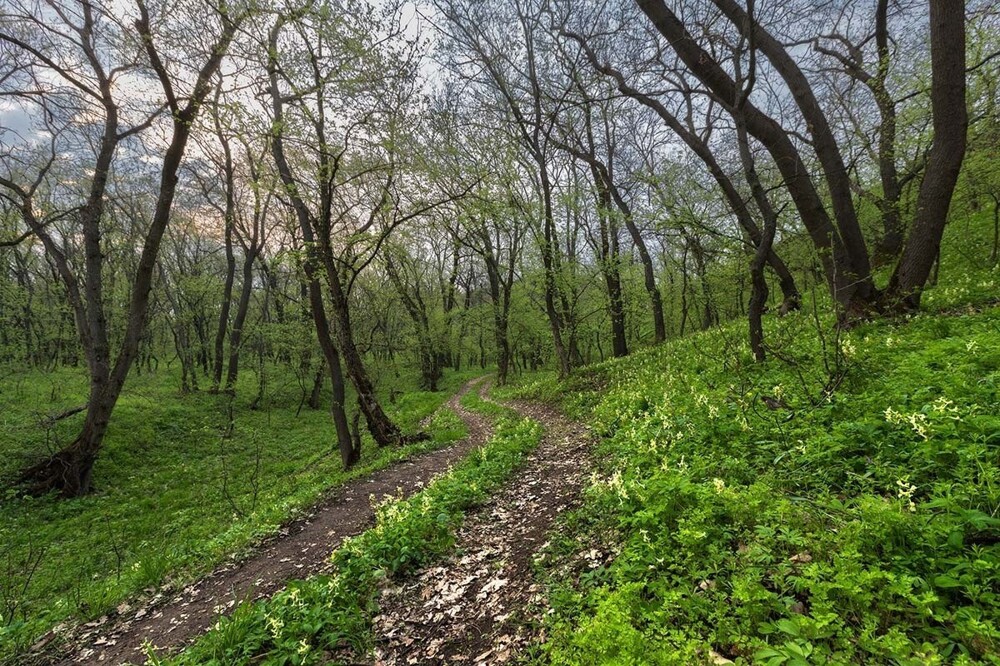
[538,166,572,378]
[887,0,967,309]
[385,252,441,391]
[212,112,237,391]
[736,107,776,361]
[550,123,665,344]
[306,273,355,467]
[17,6,241,495]
[324,263,414,446]
[871,0,904,263]
[591,166,628,357]
[224,252,256,390]
[461,217,518,386]
[991,195,999,266]
[265,15,357,464]
[711,0,874,295]
[607,180,667,342]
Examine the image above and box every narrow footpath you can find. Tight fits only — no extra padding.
[40,379,593,665]
[46,378,494,666]
[369,399,593,665]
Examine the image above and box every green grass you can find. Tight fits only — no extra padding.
[0,364,478,662]
[499,289,1000,663]
[159,388,542,665]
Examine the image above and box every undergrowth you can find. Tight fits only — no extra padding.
[503,296,1000,665]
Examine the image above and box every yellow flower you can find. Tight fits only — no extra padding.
[906,413,931,440]
[896,479,918,512]
[266,615,284,637]
[884,407,904,424]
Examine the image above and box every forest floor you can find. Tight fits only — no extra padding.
[43,377,496,665]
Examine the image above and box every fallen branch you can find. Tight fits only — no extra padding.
[39,405,86,427]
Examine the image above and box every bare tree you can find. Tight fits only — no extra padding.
[436,0,579,376]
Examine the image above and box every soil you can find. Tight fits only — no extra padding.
[40,378,494,666]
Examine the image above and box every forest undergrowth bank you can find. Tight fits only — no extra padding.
[500,292,1000,664]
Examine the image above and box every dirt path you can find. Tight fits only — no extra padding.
[43,378,494,666]
[369,399,592,665]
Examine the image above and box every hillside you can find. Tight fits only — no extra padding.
[502,297,1000,664]
[86,284,995,665]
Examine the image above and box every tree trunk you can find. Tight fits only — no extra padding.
[679,244,690,336]
[385,254,441,391]
[711,0,873,293]
[684,231,714,330]
[224,253,256,391]
[266,16,411,449]
[157,262,196,393]
[608,184,666,343]
[887,0,967,309]
[537,167,572,378]
[329,335,357,468]
[20,386,115,497]
[735,103,776,361]
[304,273,355,467]
[212,132,237,391]
[607,266,627,357]
[325,265,415,446]
[18,13,240,496]
[565,35,800,316]
[309,359,325,410]
[991,195,999,266]
[485,256,512,385]
[592,167,628,357]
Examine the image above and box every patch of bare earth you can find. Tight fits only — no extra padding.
[370,399,592,665]
[36,378,493,666]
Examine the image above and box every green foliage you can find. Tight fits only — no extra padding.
[163,396,542,665]
[0,367,476,662]
[508,300,1000,664]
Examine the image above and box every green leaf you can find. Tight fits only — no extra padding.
[775,618,800,636]
[933,575,963,589]
[753,647,785,662]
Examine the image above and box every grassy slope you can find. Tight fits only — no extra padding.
[497,224,1000,664]
[0,366,476,659]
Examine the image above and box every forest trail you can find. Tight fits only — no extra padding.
[47,378,495,666]
[369,399,592,665]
